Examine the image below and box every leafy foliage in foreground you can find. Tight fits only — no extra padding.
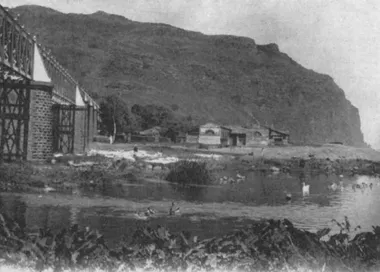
[0,214,380,271]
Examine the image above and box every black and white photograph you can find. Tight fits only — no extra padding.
[0,0,380,271]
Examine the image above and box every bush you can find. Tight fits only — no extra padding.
[166,160,215,185]
[159,137,171,143]
[131,135,155,142]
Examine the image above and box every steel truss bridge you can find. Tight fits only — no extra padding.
[0,5,99,161]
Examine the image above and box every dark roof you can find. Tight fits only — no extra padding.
[227,126,248,134]
[226,125,267,134]
[263,125,290,135]
[200,122,231,131]
[139,126,161,135]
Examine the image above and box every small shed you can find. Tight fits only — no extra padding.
[267,127,290,145]
[186,128,199,144]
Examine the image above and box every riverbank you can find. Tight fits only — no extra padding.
[0,211,379,272]
[2,143,380,193]
[92,142,380,160]
[89,142,380,176]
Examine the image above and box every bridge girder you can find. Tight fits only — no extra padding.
[0,4,98,109]
[0,6,34,80]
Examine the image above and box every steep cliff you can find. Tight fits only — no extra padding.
[12,5,365,146]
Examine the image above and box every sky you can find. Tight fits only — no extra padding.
[2,0,380,148]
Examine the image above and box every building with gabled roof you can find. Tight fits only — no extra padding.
[198,123,231,147]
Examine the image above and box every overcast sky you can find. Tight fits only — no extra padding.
[2,0,380,148]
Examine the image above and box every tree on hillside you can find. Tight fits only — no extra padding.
[131,104,173,130]
[130,103,197,135]
[99,94,131,143]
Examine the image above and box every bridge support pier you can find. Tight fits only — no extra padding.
[74,106,88,154]
[89,106,98,145]
[87,105,93,147]
[27,81,54,161]
[94,108,98,138]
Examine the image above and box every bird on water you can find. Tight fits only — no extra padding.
[302,182,310,196]
[169,202,180,215]
[284,190,292,201]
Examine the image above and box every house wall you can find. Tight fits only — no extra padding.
[199,125,221,135]
[199,124,221,145]
[198,134,221,145]
[245,127,270,146]
[27,82,54,161]
[199,125,231,146]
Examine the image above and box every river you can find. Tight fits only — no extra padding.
[0,172,379,248]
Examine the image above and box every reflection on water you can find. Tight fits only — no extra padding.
[0,173,379,248]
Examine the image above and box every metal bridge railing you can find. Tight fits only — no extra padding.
[38,45,77,103]
[0,4,78,104]
[0,5,34,79]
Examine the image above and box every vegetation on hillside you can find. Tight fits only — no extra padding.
[12,5,365,146]
[99,94,196,137]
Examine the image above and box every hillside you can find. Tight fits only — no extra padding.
[12,5,365,146]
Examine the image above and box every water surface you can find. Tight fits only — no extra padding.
[1,172,379,248]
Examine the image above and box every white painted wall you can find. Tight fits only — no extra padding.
[199,135,221,145]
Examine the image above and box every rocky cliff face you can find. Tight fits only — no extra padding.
[12,5,365,146]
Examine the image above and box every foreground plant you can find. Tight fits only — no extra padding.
[0,214,380,272]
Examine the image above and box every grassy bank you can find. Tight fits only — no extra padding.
[106,142,380,161]
[0,157,141,192]
[0,213,379,272]
[1,152,380,194]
